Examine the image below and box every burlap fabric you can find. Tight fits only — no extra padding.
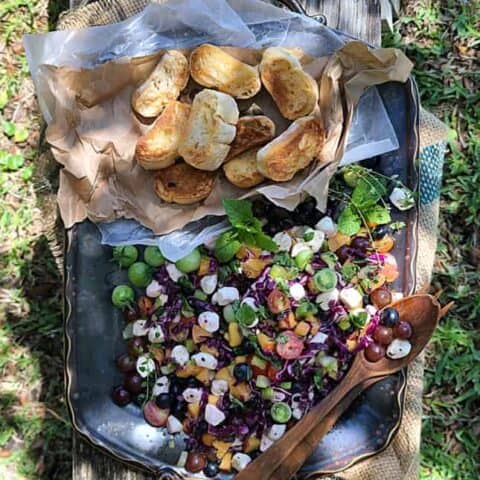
[57,2,448,478]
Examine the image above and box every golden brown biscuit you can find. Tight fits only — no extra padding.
[260,47,318,120]
[135,102,191,170]
[179,89,239,171]
[153,162,217,204]
[257,116,325,182]
[226,115,276,160]
[132,50,189,118]
[190,44,261,99]
[223,149,265,188]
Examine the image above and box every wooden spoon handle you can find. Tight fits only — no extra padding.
[268,376,388,480]
[235,365,365,480]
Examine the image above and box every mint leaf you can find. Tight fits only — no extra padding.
[351,177,386,210]
[235,303,257,327]
[0,153,24,171]
[254,232,278,252]
[223,199,254,229]
[337,206,361,236]
[365,205,391,225]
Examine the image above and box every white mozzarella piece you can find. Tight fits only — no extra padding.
[390,187,414,211]
[166,415,183,434]
[305,229,325,253]
[182,388,203,403]
[205,404,226,426]
[171,345,190,366]
[198,311,220,333]
[146,280,163,298]
[132,319,149,336]
[310,332,328,344]
[340,287,363,310]
[211,379,229,396]
[200,274,218,295]
[148,324,165,343]
[267,424,287,441]
[291,241,311,258]
[152,376,170,396]
[232,453,252,471]
[289,283,306,301]
[272,232,293,251]
[260,434,274,452]
[315,288,340,311]
[192,352,218,370]
[315,216,338,238]
[387,339,412,359]
[136,355,155,378]
[211,286,239,305]
[166,263,184,282]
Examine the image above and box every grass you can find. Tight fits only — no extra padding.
[0,0,478,479]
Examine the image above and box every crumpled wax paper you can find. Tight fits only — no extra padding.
[24,0,412,260]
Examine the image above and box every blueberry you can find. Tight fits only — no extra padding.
[155,392,172,409]
[271,206,290,221]
[279,218,295,230]
[264,223,280,236]
[252,199,268,218]
[204,461,220,477]
[171,401,186,419]
[372,225,391,240]
[380,307,399,327]
[169,382,183,397]
[186,377,200,388]
[233,363,252,382]
[111,386,131,406]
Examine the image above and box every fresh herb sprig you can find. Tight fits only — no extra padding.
[214,199,278,262]
[335,165,412,236]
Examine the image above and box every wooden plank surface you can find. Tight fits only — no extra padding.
[72,1,382,479]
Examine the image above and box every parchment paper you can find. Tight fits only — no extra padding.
[24,0,412,241]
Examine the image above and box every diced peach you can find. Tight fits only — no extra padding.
[219,452,232,471]
[235,355,248,364]
[295,321,311,337]
[176,362,202,378]
[201,433,215,447]
[228,322,243,347]
[373,235,395,253]
[215,367,234,386]
[230,382,252,402]
[195,367,213,385]
[278,311,297,330]
[148,345,164,365]
[208,394,219,405]
[243,435,261,453]
[257,332,275,353]
[187,402,201,418]
[328,233,351,252]
[200,344,219,356]
[236,245,262,260]
[213,440,232,460]
[242,258,272,279]
[192,324,212,344]
[197,256,212,276]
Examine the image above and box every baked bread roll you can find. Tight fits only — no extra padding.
[260,47,318,120]
[135,101,191,170]
[227,115,276,160]
[179,89,239,171]
[223,149,264,188]
[190,44,261,99]
[257,116,325,182]
[132,50,189,118]
[154,162,217,204]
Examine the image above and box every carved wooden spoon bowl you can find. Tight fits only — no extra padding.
[235,294,445,480]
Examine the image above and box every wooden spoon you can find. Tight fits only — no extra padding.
[235,294,442,480]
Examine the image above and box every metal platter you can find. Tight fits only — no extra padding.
[64,75,419,478]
